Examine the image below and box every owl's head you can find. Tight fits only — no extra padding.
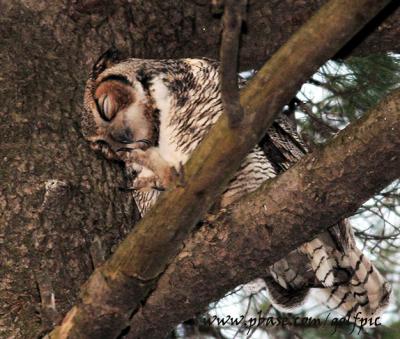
[82,48,159,156]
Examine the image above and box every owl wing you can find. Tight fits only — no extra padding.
[221,113,306,208]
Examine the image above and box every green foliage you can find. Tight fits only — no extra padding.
[297,53,400,143]
[329,54,399,117]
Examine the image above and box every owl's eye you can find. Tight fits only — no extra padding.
[95,78,133,122]
[97,94,118,121]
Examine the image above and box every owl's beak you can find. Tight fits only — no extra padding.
[110,127,134,144]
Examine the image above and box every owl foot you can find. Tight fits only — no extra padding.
[117,147,185,191]
[122,165,184,192]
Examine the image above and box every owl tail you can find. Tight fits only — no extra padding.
[310,244,391,323]
[302,222,391,324]
[264,274,310,310]
[266,221,391,325]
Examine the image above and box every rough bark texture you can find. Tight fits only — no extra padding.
[0,0,399,338]
[128,88,400,338]
[58,0,399,69]
[0,4,140,337]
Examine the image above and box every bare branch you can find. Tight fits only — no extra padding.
[220,0,247,127]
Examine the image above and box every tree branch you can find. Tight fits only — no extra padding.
[49,0,392,337]
[220,0,246,127]
[128,87,400,338]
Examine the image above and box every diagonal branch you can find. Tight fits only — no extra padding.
[128,87,400,338]
[48,0,392,337]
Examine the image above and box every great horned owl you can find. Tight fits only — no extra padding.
[82,48,391,324]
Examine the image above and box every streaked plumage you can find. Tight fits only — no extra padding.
[82,49,391,323]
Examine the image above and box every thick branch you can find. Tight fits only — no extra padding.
[49,0,392,337]
[128,87,400,339]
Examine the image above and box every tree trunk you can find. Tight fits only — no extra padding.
[0,2,141,337]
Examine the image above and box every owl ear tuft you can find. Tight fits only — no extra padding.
[92,46,123,79]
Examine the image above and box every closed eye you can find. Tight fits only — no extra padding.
[94,78,134,122]
[96,94,118,121]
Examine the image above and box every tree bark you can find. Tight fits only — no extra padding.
[0,0,399,338]
[0,4,141,337]
[128,87,400,338]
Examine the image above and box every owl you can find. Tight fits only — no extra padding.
[82,48,391,324]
